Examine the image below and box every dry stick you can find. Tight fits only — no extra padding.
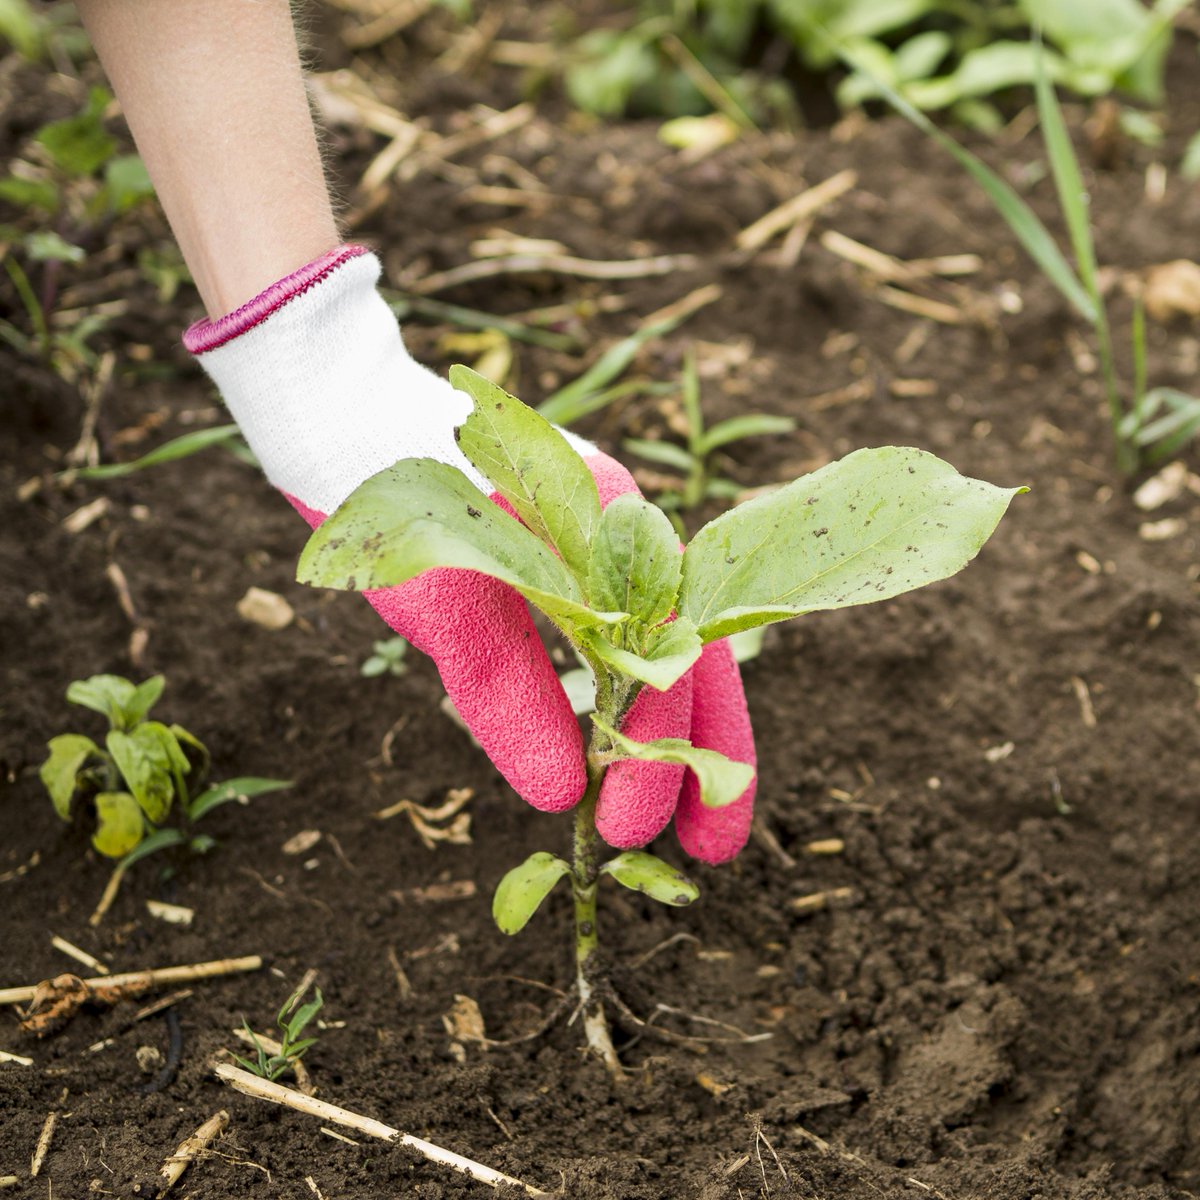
[89,860,128,927]
[160,1110,228,1193]
[820,230,981,285]
[736,169,857,253]
[412,251,699,296]
[341,0,430,49]
[0,1050,33,1065]
[0,1177,17,1190]
[398,103,534,184]
[875,286,967,326]
[51,934,109,975]
[214,1063,550,1197]
[0,955,262,1007]
[30,1111,56,1177]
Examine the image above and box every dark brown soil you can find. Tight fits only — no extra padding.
[3,10,1199,1199]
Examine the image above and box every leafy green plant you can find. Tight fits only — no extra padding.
[548,0,1184,130]
[623,348,794,526]
[361,636,410,678]
[298,365,1023,1073]
[235,980,324,1083]
[40,673,291,867]
[836,32,1200,471]
[0,87,156,381]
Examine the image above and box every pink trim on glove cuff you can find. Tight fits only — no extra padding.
[183,244,371,354]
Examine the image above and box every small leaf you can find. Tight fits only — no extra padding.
[697,414,795,456]
[67,674,137,728]
[106,723,184,824]
[25,230,83,263]
[40,734,101,819]
[581,615,702,693]
[35,86,117,177]
[102,154,154,212]
[592,716,754,808]
[188,777,292,822]
[126,675,165,726]
[297,458,625,636]
[600,850,699,906]
[492,851,571,935]
[118,827,188,870]
[623,437,695,473]
[91,791,146,858]
[587,493,682,627]
[680,446,1025,642]
[451,364,601,581]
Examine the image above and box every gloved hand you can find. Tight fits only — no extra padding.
[184,246,755,863]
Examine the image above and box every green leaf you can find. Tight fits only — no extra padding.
[600,850,699,906]
[297,458,625,635]
[25,230,83,263]
[118,826,188,870]
[558,664,597,715]
[1181,132,1200,181]
[70,424,243,480]
[92,791,146,858]
[126,675,165,725]
[623,437,696,473]
[188,777,292,822]
[102,154,154,212]
[492,851,572,934]
[66,674,138,729]
[1033,39,1099,305]
[0,175,59,213]
[679,446,1025,642]
[587,493,682,626]
[170,724,210,781]
[581,615,703,693]
[592,715,754,808]
[451,364,601,581]
[106,723,185,824]
[40,734,101,819]
[728,625,765,664]
[697,413,796,456]
[36,86,116,177]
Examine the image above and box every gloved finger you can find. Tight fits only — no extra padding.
[595,668,693,849]
[674,639,756,864]
[287,492,587,814]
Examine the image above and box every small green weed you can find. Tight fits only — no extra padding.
[361,637,410,678]
[235,980,324,1083]
[623,348,794,526]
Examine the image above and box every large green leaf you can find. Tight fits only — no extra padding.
[680,446,1024,642]
[106,722,187,824]
[592,716,754,808]
[40,734,101,820]
[92,791,146,858]
[581,616,702,693]
[297,458,626,634]
[600,851,699,906]
[451,365,601,581]
[587,493,682,627]
[493,852,572,935]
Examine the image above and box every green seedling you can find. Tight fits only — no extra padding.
[297,366,1023,1074]
[40,674,291,912]
[624,348,794,527]
[235,980,324,1083]
[0,86,156,383]
[66,424,255,481]
[361,636,410,678]
[829,30,1200,473]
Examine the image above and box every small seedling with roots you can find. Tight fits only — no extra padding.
[298,366,1024,1074]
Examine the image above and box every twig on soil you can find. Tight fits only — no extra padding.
[1071,675,1098,727]
[51,934,109,975]
[105,561,150,670]
[0,955,262,1007]
[0,850,39,885]
[65,350,114,469]
[627,931,699,970]
[751,818,797,869]
[321,1126,360,1145]
[789,886,856,916]
[89,860,128,926]
[875,286,968,326]
[0,1177,18,1189]
[736,170,857,253]
[0,1050,34,1065]
[159,1110,229,1193]
[339,0,431,49]
[820,231,981,285]
[752,1120,788,1192]
[411,250,699,296]
[30,1111,57,1177]
[386,945,413,1000]
[213,1063,551,1197]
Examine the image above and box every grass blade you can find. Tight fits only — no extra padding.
[825,32,1096,323]
[70,425,245,480]
[386,292,579,352]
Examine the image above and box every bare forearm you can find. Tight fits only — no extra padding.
[77,0,339,316]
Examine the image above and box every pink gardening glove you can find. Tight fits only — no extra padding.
[185,246,755,863]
